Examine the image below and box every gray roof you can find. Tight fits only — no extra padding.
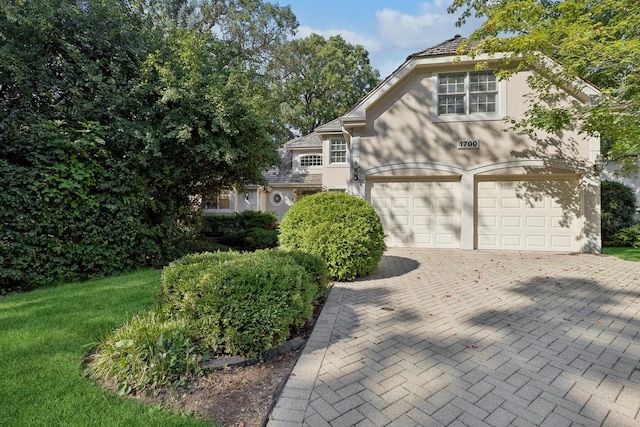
[263,150,322,186]
[286,132,322,149]
[409,34,469,58]
[315,118,342,133]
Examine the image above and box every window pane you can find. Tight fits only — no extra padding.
[470,93,496,113]
[218,193,230,209]
[438,73,465,94]
[330,138,347,163]
[300,155,322,166]
[438,95,465,115]
[469,72,496,92]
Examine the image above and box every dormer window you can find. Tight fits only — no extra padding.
[300,154,323,167]
[329,138,347,164]
[436,71,501,120]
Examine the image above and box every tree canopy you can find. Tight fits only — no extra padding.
[449,0,640,175]
[0,0,298,288]
[1,0,382,289]
[272,34,380,135]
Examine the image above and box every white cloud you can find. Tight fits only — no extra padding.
[375,8,460,51]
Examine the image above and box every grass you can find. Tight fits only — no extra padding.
[603,247,640,261]
[0,270,212,427]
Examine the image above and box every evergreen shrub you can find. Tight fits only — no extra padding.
[610,224,640,248]
[160,250,317,357]
[601,181,637,245]
[278,192,386,281]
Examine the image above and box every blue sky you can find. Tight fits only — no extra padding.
[279,1,483,77]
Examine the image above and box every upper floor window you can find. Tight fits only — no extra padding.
[438,71,498,116]
[329,138,347,164]
[300,154,323,167]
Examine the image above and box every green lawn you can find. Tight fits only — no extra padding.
[0,270,212,427]
[603,247,640,262]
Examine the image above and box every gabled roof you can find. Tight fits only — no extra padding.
[286,132,322,149]
[409,34,468,58]
[315,118,342,133]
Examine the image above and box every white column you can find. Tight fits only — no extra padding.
[460,173,475,250]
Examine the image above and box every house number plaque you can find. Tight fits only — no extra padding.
[457,139,480,150]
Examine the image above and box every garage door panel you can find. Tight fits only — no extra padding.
[501,235,523,247]
[502,217,522,228]
[413,215,432,226]
[526,217,546,228]
[393,197,410,208]
[477,179,579,251]
[478,197,497,209]
[414,197,433,208]
[370,180,460,248]
[501,197,522,209]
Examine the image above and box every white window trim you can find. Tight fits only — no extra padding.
[431,71,507,122]
[329,138,348,165]
[299,154,323,167]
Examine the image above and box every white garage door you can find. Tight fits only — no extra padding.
[476,179,580,251]
[370,180,461,248]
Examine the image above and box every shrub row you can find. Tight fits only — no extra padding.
[91,249,329,393]
[201,211,278,251]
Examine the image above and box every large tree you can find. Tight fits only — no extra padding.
[449,0,640,175]
[272,34,380,135]
[0,0,296,288]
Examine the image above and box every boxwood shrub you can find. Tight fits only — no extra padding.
[279,192,386,281]
[160,250,317,357]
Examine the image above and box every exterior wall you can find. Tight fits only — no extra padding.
[264,187,295,221]
[346,62,601,253]
[321,135,351,190]
[359,69,595,171]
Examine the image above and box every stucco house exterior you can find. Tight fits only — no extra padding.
[206,35,603,253]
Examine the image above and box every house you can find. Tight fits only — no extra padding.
[207,35,603,253]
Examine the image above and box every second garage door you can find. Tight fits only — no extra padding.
[476,179,581,251]
[369,180,461,248]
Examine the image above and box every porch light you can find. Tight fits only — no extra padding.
[353,162,360,181]
[593,154,607,174]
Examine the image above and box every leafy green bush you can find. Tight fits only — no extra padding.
[601,181,637,245]
[610,223,640,248]
[279,192,386,281]
[91,310,203,394]
[269,249,330,300]
[160,250,316,357]
[217,228,279,251]
[202,211,277,237]
[240,210,277,230]
[201,211,279,251]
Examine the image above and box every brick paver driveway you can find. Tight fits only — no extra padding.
[268,249,640,427]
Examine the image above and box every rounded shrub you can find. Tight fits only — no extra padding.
[601,181,637,245]
[160,250,317,357]
[279,192,386,281]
